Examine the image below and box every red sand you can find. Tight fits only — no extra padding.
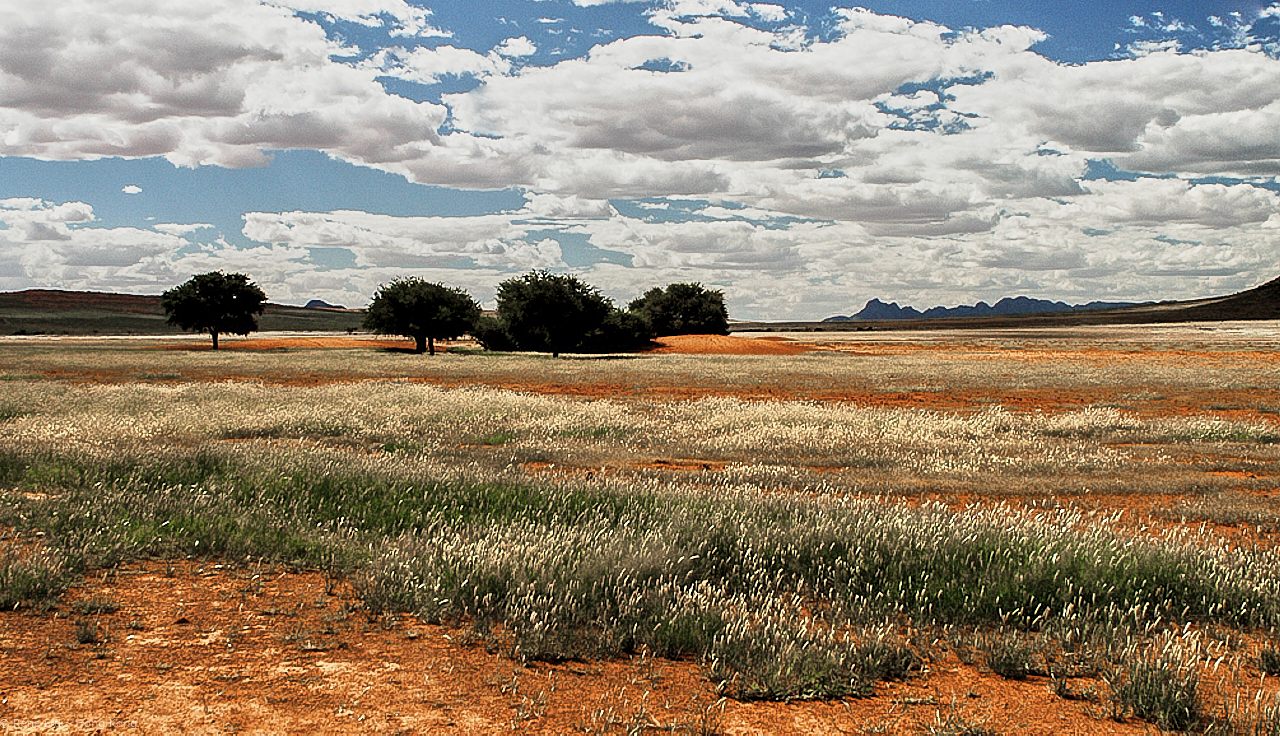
[646,334,812,355]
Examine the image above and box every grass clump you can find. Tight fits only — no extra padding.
[0,545,79,611]
[1258,645,1280,677]
[705,613,877,701]
[979,631,1045,681]
[73,617,100,645]
[1106,638,1204,732]
[71,594,121,615]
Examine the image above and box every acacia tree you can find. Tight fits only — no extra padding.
[493,270,613,357]
[363,277,480,355]
[160,272,267,350]
[628,282,729,336]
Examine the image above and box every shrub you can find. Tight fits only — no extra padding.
[473,315,517,351]
[1107,644,1203,732]
[628,282,729,336]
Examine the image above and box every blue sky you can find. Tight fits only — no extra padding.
[2,1,1279,319]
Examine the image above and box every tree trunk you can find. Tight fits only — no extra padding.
[210,330,220,350]
[428,336,435,356]
[414,335,427,354]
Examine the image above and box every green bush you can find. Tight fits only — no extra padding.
[1107,647,1203,732]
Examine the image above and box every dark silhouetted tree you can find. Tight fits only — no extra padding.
[628,282,729,336]
[161,272,267,350]
[596,308,652,352]
[363,278,481,355]
[472,314,517,352]
[493,271,614,357]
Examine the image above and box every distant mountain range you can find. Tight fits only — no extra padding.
[729,274,1280,332]
[825,296,1145,322]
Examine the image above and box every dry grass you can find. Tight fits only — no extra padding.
[4,330,1280,730]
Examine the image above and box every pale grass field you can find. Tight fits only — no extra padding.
[4,328,1280,729]
[6,321,1280,397]
[5,378,1280,496]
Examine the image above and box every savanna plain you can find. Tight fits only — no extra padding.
[3,324,1280,734]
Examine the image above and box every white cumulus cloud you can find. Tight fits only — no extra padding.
[5,3,1280,316]
[0,0,447,168]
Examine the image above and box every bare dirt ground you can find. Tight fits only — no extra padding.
[1,560,1147,735]
[2,330,1276,734]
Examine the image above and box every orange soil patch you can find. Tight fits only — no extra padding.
[158,337,416,351]
[646,334,812,355]
[161,334,811,355]
[0,560,1148,735]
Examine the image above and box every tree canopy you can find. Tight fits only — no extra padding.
[628,282,729,336]
[491,271,615,357]
[160,272,267,350]
[363,278,481,354]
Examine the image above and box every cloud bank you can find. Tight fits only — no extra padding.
[2,0,1279,319]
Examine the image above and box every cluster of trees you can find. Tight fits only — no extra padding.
[371,270,729,356]
[162,270,728,355]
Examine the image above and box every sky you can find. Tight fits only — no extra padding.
[1,1,1279,320]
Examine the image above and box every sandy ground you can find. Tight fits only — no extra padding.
[0,561,1146,736]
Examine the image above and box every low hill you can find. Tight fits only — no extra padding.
[0,290,365,336]
[736,275,1280,332]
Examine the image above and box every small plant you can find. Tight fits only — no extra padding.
[1106,645,1203,732]
[468,430,517,446]
[922,696,998,736]
[705,618,876,702]
[982,633,1043,681]
[1259,646,1280,677]
[71,594,121,615]
[0,546,76,612]
[855,636,922,681]
[1050,675,1099,703]
[678,698,727,736]
[74,618,100,645]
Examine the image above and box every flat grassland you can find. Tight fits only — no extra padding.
[2,324,1280,734]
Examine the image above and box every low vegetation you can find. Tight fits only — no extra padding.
[3,337,1280,731]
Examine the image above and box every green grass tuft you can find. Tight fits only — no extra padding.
[1106,646,1203,732]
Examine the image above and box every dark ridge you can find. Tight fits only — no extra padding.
[825,296,1144,322]
[736,275,1280,332]
[304,299,347,310]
